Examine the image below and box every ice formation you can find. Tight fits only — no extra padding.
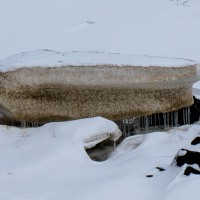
[0,50,199,125]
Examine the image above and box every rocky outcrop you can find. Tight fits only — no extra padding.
[0,51,199,125]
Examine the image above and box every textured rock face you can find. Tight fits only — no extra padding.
[0,63,199,125]
[0,51,199,124]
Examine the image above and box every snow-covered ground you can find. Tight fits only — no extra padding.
[0,0,200,62]
[1,0,200,199]
[1,117,200,200]
[192,81,200,99]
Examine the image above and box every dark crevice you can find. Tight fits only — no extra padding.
[85,139,115,161]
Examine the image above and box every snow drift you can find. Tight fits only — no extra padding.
[1,117,200,200]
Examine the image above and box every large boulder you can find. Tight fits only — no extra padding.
[0,50,199,125]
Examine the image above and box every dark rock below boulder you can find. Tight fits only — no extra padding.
[174,149,200,176]
[175,149,200,167]
[191,137,200,145]
[184,166,200,176]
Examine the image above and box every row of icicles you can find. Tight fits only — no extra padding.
[116,106,191,140]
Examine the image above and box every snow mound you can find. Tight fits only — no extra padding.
[0,50,197,72]
[1,117,200,199]
[192,81,200,100]
[0,117,121,165]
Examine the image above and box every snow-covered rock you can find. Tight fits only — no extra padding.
[0,50,199,124]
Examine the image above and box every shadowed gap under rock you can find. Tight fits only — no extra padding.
[116,97,200,140]
[1,97,200,162]
[88,97,200,161]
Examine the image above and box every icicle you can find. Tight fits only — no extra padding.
[183,108,186,125]
[163,113,166,130]
[186,107,188,124]
[35,121,38,127]
[127,119,130,137]
[135,118,140,134]
[139,117,141,131]
[133,118,137,135]
[135,118,138,130]
[185,107,188,125]
[140,117,143,132]
[158,114,160,126]
[123,121,127,138]
[148,115,150,127]
[114,140,116,150]
[142,116,144,130]
[175,111,178,127]
[149,115,152,127]
[188,107,191,125]
[116,104,193,140]
[145,116,149,131]
[131,118,134,135]
[137,118,141,133]
[142,116,144,131]
[117,121,121,131]
[21,120,25,128]
[167,112,169,129]
[171,111,174,127]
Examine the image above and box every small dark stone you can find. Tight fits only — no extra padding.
[191,137,200,145]
[146,175,153,178]
[184,166,200,176]
[156,167,165,171]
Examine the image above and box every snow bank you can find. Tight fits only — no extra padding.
[192,81,200,100]
[1,117,200,200]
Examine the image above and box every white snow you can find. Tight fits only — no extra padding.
[176,149,187,157]
[0,117,200,200]
[192,81,200,100]
[0,0,200,63]
[0,50,197,72]
[1,0,200,199]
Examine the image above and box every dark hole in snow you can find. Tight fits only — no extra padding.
[86,21,95,24]
[156,167,165,171]
[86,139,115,161]
[146,175,153,178]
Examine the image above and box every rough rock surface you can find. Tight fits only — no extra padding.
[0,51,199,124]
